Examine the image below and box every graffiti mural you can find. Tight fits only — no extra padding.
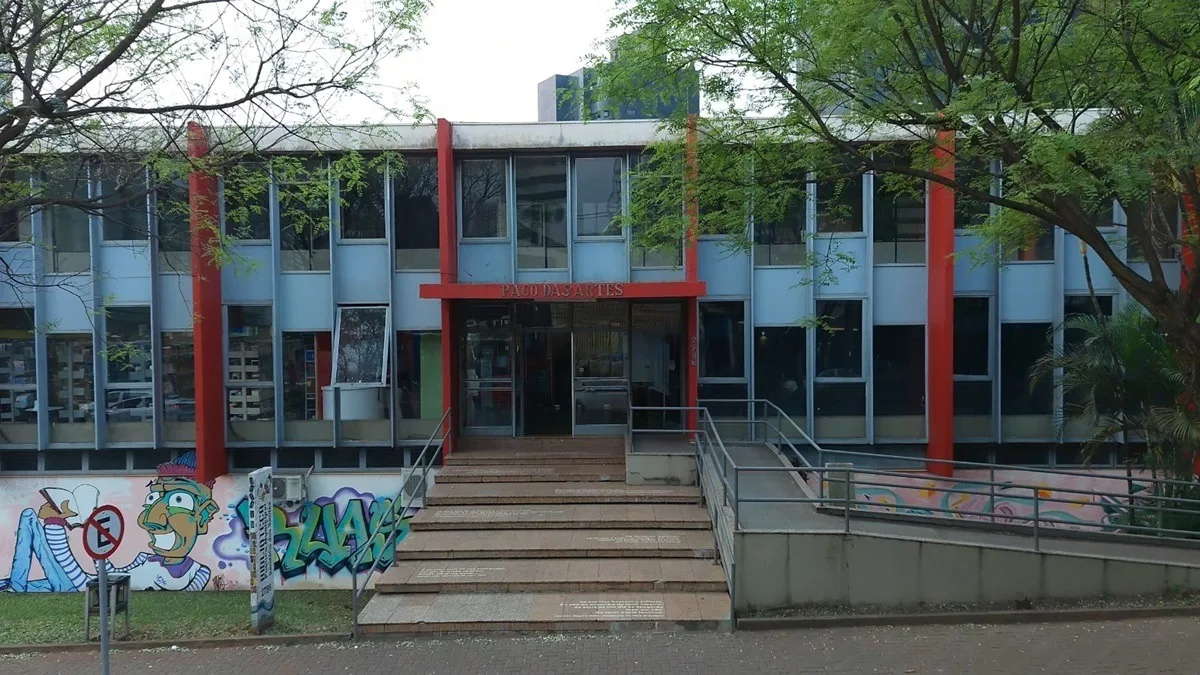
[213,488,414,581]
[814,468,1148,532]
[0,452,218,592]
[0,465,425,592]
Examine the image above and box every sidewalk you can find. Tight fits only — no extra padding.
[5,618,1198,674]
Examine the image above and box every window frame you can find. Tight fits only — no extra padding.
[872,147,927,265]
[393,154,440,270]
[224,304,275,425]
[337,158,388,241]
[458,156,511,242]
[514,154,569,270]
[573,154,626,240]
[697,300,748,382]
[221,163,273,242]
[331,305,391,386]
[96,163,150,244]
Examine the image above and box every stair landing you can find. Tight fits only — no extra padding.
[361,438,730,634]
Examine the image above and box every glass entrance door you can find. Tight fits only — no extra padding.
[521,329,572,435]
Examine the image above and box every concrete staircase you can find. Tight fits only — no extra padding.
[358,436,731,634]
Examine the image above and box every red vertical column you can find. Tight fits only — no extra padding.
[926,131,956,478]
[188,122,226,484]
[684,115,700,435]
[437,118,458,456]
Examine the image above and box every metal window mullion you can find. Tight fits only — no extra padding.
[88,164,107,452]
[386,159,398,449]
[31,179,50,452]
[149,188,164,450]
[805,171,817,440]
[992,163,1003,444]
[507,156,517,281]
[267,165,284,450]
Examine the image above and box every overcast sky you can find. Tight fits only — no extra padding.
[402,0,617,122]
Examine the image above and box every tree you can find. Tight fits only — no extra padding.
[1031,304,1200,533]
[0,0,429,297]
[592,0,1200,452]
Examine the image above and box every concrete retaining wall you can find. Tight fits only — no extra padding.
[734,531,1200,612]
[627,453,698,486]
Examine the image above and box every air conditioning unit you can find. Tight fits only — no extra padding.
[271,473,308,505]
[402,472,427,503]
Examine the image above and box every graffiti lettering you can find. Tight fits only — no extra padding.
[234,493,411,580]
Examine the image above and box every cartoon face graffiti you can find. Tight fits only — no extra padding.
[138,476,219,563]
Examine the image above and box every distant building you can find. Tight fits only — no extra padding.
[537,66,699,122]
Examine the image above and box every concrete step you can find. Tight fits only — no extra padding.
[435,464,626,483]
[455,436,624,454]
[427,482,700,506]
[374,558,728,594]
[358,591,731,634]
[394,529,715,560]
[410,504,712,531]
[445,450,625,466]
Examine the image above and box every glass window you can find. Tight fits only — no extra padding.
[575,156,623,237]
[874,325,925,438]
[394,156,439,269]
[954,158,992,229]
[516,156,568,269]
[98,164,148,241]
[227,306,274,426]
[1000,323,1053,414]
[755,172,806,266]
[161,332,195,442]
[815,167,863,233]
[0,309,37,444]
[699,302,745,378]
[104,307,152,439]
[753,327,805,416]
[813,382,867,438]
[460,158,507,238]
[279,159,330,271]
[334,306,389,385]
[42,162,91,273]
[815,300,863,377]
[954,380,992,415]
[1005,222,1054,261]
[282,332,319,422]
[48,334,93,443]
[340,165,386,239]
[156,176,191,273]
[630,152,683,267]
[0,169,31,243]
[396,331,443,440]
[105,307,151,385]
[1124,194,1180,262]
[874,151,926,263]
[223,163,271,240]
[953,297,989,376]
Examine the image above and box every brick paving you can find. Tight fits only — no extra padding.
[5,618,1198,674]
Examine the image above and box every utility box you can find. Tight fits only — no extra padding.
[824,462,855,507]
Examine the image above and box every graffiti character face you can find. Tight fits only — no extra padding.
[137,476,219,562]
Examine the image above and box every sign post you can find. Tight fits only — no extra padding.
[83,505,124,675]
[247,467,275,633]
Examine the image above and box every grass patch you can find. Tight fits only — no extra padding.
[0,590,368,646]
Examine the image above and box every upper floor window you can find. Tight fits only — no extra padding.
[98,163,148,241]
[1004,218,1054,262]
[516,156,567,269]
[1124,193,1181,262]
[0,169,30,243]
[394,156,439,269]
[815,163,864,233]
[333,306,389,385]
[41,161,91,273]
[223,163,271,240]
[954,157,993,229]
[754,172,806,266]
[873,148,926,264]
[460,158,508,239]
[339,161,386,239]
[278,159,330,271]
[155,175,191,273]
[575,156,623,237]
[699,301,745,379]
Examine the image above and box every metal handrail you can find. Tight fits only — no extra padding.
[349,407,451,638]
[733,464,1200,543]
[701,398,1198,489]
